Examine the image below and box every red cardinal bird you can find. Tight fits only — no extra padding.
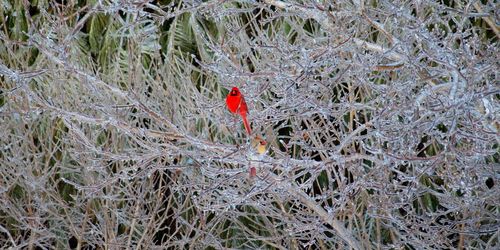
[226,87,252,135]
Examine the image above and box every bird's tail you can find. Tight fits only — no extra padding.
[242,115,252,135]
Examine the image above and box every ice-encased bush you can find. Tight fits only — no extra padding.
[0,0,498,249]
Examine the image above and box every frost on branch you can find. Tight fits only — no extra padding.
[0,0,498,249]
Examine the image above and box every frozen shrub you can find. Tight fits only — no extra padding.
[0,0,498,249]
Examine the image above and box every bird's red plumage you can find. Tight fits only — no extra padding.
[226,87,251,134]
